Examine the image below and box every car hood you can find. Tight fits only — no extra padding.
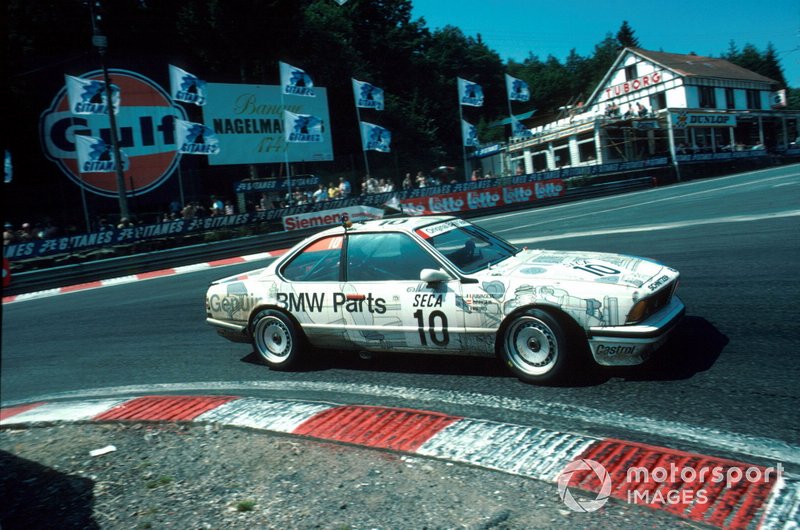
[485,249,669,289]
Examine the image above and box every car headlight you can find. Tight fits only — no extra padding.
[625,280,678,324]
[626,298,650,324]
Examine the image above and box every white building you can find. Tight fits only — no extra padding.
[506,48,799,178]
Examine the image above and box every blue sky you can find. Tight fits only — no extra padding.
[410,0,800,87]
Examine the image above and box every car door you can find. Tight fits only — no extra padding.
[277,234,351,349]
[341,231,467,354]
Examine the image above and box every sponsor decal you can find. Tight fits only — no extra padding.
[672,112,737,128]
[41,69,185,197]
[604,71,662,100]
[596,344,637,357]
[413,294,443,307]
[275,292,387,314]
[647,275,670,291]
[208,293,262,319]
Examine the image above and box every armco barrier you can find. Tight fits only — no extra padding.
[3,177,654,296]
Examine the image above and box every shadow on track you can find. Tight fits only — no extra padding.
[612,316,728,382]
[239,316,726,385]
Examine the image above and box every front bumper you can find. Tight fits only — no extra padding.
[587,296,685,366]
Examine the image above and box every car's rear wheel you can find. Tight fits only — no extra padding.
[251,309,303,370]
[501,309,569,384]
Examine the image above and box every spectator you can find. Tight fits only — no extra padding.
[471,169,480,181]
[327,181,339,200]
[181,202,196,219]
[3,223,17,245]
[224,200,235,215]
[312,183,327,203]
[365,174,379,194]
[338,176,352,198]
[381,178,394,193]
[97,218,114,232]
[415,171,427,188]
[402,173,413,190]
[637,102,649,117]
[210,195,224,216]
[117,217,134,229]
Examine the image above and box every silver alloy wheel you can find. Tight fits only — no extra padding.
[504,315,558,376]
[253,314,293,365]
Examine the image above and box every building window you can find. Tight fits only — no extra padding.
[625,64,638,81]
[725,88,735,109]
[650,92,667,111]
[576,133,596,163]
[699,86,716,109]
[746,89,761,110]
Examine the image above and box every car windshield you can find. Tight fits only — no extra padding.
[417,219,519,274]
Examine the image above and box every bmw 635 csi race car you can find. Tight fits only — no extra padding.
[206,215,684,384]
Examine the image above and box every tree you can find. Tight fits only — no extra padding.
[616,20,640,49]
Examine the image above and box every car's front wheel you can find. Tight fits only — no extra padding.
[251,309,304,370]
[501,309,570,384]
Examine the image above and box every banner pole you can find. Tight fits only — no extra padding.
[281,87,292,204]
[355,97,370,180]
[458,82,468,181]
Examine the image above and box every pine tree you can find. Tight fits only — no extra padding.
[616,21,640,49]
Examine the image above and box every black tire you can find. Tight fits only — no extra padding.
[250,309,304,370]
[500,309,570,384]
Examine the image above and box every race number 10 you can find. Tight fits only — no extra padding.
[413,309,449,346]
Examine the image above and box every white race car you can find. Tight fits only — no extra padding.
[206,215,684,384]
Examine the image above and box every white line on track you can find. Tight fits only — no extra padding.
[487,168,800,231]
[508,209,800,244]
[10,380,799,466]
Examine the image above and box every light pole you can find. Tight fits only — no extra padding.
[88,0,130,219]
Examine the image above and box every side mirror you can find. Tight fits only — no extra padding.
[420,268,452,283]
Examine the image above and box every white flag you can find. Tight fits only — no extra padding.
[75,135,129,173]
[458,77,484,107]
[280,62,315,97]
[169,65,207,106]
[360,121,391,152]
[505,73,530,102]
[65,74,120,115]
[284,111,324,143]
[352,78,384,110]
[175,119,221,155]
[462,119,479,147]
[511,117,533,139]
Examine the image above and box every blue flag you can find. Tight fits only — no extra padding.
[505,73,530,102]
[280,62,315,97]
[352,78,384,110]
[360,122,391,152]
[75,135,129,172]
[458,78,484,107]
[169,65,207,106]
[175,119,221,155]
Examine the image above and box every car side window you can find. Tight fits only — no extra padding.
[281,235,342,282]
[346,232,441,282]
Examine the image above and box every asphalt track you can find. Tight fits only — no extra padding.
[2,164,800,527]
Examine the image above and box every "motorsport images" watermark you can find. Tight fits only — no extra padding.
[557,458,784,512]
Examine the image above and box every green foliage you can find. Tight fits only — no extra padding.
[7,1,796,175]
[723,41,788,88]
[616,21,640,49]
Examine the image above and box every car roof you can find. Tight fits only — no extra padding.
[314,215,459,237]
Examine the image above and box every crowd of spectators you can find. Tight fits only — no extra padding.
[4,168,473,246]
